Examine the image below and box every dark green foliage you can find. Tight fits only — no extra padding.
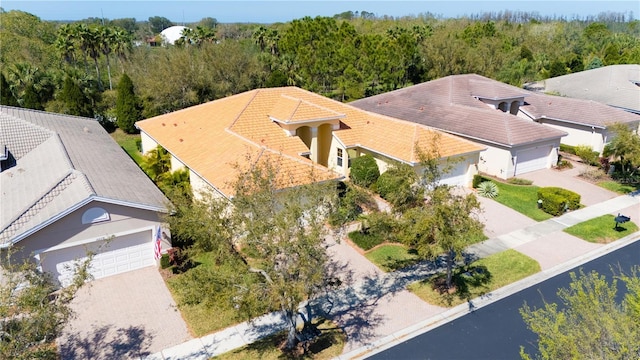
[148,16,175,33]
[549,60,567,77]
[376,163,422,211]
[349,154,380,188]
[160,253,171,269]
[348,211,399,250]
[115,73,141,133]
[519,45,534,61]
[328,182,375,227]
[537,187,581,216]
[472,174,492,188]
[59,75,94,117]
[0,73,19,106]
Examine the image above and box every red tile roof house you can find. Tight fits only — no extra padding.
[0,106,170,286]
[136,86,485,200]
[351,74,568,179]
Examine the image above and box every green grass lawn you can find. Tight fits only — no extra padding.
[165,252,270,337]
[364,244,420,272]
[563,214,639,243]
[110,129,143,165]
[492,181,553,221]
[597,180,640,194]
[215,318,345,360]
[408,249,541,307]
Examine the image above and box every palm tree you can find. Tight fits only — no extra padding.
[54,24,77,66]
[252,26,267,52]
[99,26,116,90]
[111,27,133,72]
[6,62,54,110]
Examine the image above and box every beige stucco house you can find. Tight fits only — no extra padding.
[350,74,568,179]
[0,106,169,286]
[519,92,640,154]
[136,87,485,200]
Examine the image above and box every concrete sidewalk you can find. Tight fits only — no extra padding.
[144,193,640,360]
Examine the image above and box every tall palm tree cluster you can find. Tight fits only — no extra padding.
[54,23,132,90]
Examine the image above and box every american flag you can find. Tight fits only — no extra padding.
[154,226,162,260]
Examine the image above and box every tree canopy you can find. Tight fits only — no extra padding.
[520,269,640,360]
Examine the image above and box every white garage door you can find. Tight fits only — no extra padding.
[40,230,154,286]
[515,146,551,175]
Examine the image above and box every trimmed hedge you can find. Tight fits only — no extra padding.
[473,174,492,188]
[559,143,576,155]
[537,187,581,216]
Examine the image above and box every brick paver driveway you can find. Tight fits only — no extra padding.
[57,266,191,359]
[518,162,617,206]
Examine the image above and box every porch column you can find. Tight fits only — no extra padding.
[309,127,319,163]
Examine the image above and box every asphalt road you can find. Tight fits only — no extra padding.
[368,239,640,360]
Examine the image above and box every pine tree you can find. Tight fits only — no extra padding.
[60,75,93,117]
[115,73,141,133]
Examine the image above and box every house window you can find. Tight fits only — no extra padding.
[337,148,343,167]
[81,207,110,224]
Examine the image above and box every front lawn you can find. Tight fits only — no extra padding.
[215,318,345,360]
[492,182,553,221]
[408,249,540,307]
[597,180,640,194]
[165,252,270,337]
[364,244,420,272]
[110,129,143,166]
[563,214,639,243]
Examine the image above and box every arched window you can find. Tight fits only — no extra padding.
[81,207,110,224]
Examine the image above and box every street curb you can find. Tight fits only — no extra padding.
[337,231,640,360]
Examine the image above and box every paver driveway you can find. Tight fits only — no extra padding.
[58,266,191,359]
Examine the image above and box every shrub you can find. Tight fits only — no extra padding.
[160,253,171,269]
[349,211,399,250]
[580,168,608,182]
[472,174,491,188]
[559,143,576,155]
[574,144,599,166]
[328,182,375,227]
[537,187,581,216]
[376,163,422,211]
[555,160,574,170]
[349,154,380,188]
[507,177,533,185]
[477,181,499,198]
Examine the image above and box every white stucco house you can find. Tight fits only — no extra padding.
[136,86,485,200]
[0,106,170,286]
[350,74,568,179]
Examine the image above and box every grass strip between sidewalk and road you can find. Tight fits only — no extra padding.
[215,318,345,360]
[491,182,553,222]
[408,249,541,308]
[563,214,638,243]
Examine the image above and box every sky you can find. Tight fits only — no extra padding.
[1,0,638,24]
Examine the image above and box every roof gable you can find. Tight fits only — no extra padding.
[0,106,168,246]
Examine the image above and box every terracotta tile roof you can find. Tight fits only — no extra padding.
[136,87,483,197]
[520,92,640,128]
[350,74,567,147]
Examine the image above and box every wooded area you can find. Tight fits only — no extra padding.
[1,8,638,130]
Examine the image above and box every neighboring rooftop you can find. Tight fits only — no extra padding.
[520,93,640,128]
[350,74,567,147]
[0,106,168,246]
[525,64,640,115]
[136,87,484,197]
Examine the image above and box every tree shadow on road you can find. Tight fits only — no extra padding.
[58,324,153,359]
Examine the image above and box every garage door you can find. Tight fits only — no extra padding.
[515,146,551,175]
[439,161,468,187]
[40,230,154,286]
